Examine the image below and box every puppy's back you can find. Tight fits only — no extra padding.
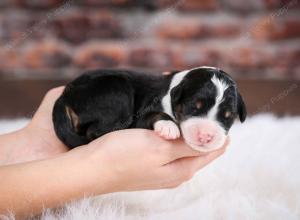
[52,69,137,148]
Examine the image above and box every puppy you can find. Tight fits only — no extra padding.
[53,66,246,152]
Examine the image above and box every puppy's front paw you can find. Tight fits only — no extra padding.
[154,120,180,140]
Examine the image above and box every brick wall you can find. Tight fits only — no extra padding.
[0,0,299,79]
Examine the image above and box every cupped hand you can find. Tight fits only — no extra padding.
[1,85,228,194]
[1,87,69,165]
[25,87,69,159]
[79,129,229,194]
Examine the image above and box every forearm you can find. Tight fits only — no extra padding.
[0,127,68,166]
[0,147,108,219]
[0,130,30,165]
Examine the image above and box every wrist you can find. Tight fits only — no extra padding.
[0,124,68,165]
[0,147,108,218]
[0,128,31,165]
[70,142,120,196]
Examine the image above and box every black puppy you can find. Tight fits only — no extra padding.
[53,66,246,152]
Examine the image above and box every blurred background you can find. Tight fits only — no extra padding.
[0,0,299,118]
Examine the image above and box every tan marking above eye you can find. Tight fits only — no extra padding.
[196,100,203,109]
[224,111,232,118]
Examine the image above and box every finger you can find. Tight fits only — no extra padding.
[37,86,65,114]
[164,136,230,163]
[191,143,227,171]
[161,138,207,163]
[42,86,65,107]
[164,137,229,171]
[30,86,65,124]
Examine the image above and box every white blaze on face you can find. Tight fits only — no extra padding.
[180,74,229,152]
[207,74,229,120]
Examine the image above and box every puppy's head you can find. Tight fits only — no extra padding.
[170,67,246,152]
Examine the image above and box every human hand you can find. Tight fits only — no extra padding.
[23,87,69,161]
[78,129,229,194]
[0,87,68,165]
[0,86,228,218]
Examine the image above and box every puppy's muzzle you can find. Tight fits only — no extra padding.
[180,118,226,152]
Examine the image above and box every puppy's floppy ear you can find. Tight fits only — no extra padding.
[65,106,80,132]
[237,92,247,123]
[170,84,183,104]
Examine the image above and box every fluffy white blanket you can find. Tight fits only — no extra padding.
[1,114,300,220]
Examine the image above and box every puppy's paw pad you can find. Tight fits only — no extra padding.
[154,120,180,140]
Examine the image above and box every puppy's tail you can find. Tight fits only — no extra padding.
[52,97,89,149]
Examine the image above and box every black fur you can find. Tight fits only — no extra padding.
[53,68,246,148]
[170,68,246,132]
[53,69,172,148]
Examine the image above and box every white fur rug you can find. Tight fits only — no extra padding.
[1,114,300,220]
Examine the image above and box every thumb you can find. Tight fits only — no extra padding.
[34,86,65,118]
[164,138,230,178]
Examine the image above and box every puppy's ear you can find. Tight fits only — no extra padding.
[65,106,80,132]
[171,84,183,104]
[237,92,247,123]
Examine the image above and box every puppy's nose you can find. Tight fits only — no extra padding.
[197,132,214,145]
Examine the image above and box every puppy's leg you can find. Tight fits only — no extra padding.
[136,112,180,140]
[154,120,181,140]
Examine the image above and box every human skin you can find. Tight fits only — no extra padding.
[0,87,229,219]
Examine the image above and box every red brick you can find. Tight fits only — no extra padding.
[249,16,275,40]
[223,47,274,69]
[73,42,127,68]
[51,12,91,44]
[77,0,205,11]
[154,0,185,9]
[76,0,177,10]
[251,17,300,40]
[134,0,183,10]
[88,12,124,39]
[275,47,300,68]
[179,0,219,11]
[270,19,300,40]
[0,1,299,81]
[172,47,223,69]
[0,49,19,69]
[51,10,123,43]
[156,20,208,39]
[156,19,240,39]
[222,0,265,13]
[21,40,72,69]
[129,46,173,68]
[76,0,132,7]
[263,0,299,9]
[210,23,240,38]
[14,0,62,9]
[0,12,36,41]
